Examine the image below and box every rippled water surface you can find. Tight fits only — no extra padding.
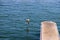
[0,1,60,40]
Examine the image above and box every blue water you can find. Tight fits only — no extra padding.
[0,1,60,40]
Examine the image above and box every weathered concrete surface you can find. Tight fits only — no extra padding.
[40,21,59,40]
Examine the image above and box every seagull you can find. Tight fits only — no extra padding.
[26,19,30,24]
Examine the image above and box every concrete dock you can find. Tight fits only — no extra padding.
[40,21,59,40]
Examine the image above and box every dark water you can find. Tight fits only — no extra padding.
[0,1,60,40]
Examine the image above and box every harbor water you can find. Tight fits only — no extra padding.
[0,0,60,40]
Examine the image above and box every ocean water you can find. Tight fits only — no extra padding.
[0,1,60,40]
